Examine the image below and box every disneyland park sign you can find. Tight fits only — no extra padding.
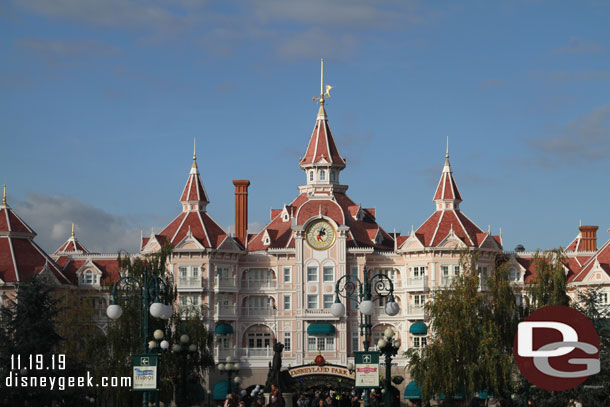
[288,364,354,380]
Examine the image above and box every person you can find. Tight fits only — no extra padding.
[269,384,285,407]
[297,394,310,407]
[312,391,322,407]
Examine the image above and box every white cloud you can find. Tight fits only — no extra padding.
[13,193,167,254]
[528,104,610,165]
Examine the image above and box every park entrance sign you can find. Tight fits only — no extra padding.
[354,351,379,388]
[132,354,158,391]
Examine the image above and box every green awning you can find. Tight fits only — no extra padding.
[215,323,234,335]
[409,321,427,335]
[307,323,336,335]
[404,381,422,400]
[212,381,238,400]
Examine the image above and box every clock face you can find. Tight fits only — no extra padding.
[305,220,336,250]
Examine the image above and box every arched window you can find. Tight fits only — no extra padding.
[309,171,314,181]
[320,170,326,181]
[509,268,518,281]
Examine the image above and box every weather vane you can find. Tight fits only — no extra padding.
[313,58,333,104]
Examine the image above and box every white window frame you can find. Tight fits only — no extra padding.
[323,266,334,282]
[284,295,291,310]
[307,295,318,309]
[307,266,318,282]
[323,294,334,309]
[284,332,291,351]
[283,267,291,283]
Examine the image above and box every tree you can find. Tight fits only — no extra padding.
[406,251,521,403]
[525,249,569,310]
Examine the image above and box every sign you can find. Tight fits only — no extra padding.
[354,351,379,388]
[513,305,600,391]
[288,365,354,380]
[132,354,158,391]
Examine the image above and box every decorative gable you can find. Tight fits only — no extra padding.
[175,228,205,250]
[262,230,271,246]
[76,260,103,287]
[437,227,467,249]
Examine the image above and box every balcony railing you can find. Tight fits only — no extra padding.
[241,279,277,290]
[438,276,455,289]
[177,277,202,289]
[214,304,237,318]
[241,306,277,317]
[405,277,428,291]
[238,347,273,358]
[214,276,236,290]
[304,309,335,317]
[405,304,425,317]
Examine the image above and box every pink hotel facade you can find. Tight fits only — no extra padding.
[1,76,609,395]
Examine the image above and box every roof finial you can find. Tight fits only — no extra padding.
[71,223,75,238]
[320,58,324,105]
[192,138,197,168]
[579,219,582,227]
[445,136,450,166]
[313,59,332,119]
[2,184,6,206]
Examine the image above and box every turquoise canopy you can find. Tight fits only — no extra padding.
[409,321,427,335]
[307,323,336,335]
[215,323,234,335]
[212,381,238,400]
[403,381,422,400]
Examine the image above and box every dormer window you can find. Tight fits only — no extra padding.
[320,170,326,181]
[309,171,314,181]
[80,269,98,285]
[508,267,518,281]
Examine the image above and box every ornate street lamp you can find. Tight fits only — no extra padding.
[106,266,173,407]
[377,328,401,407]
[172,334,198,407]
[331,267,399,407]
[217,355,241,397]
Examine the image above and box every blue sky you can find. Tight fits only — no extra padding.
[1,0,609,253]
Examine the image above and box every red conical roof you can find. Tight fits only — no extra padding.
[54,224,89,255]
[180,160,210,204]
[433,157,462,202]
[300,106,346,167]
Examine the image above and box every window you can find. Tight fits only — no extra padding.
[308,336,335,351]
[441,265,449,277]
[349,266,358,281]
[320,170,326,180]
[413,266,426,278]
[323,294,334,309]
[600,292,609,304]
[307,266,318,282]
[323,266,334,282]
[247,331,272,349]
[413,294,426,306]
[309,171,314,181]
[191,267,199,278]
[509,268,518,281]
[307,295,318,309]
[284,295,291,310]
[351,331,360,353]
[413,336,427,348]
[216,266,231,279]
[179,267,188,279]
[81,270,97,285]
[283,267,291,283]
[284,332,291,351]
[454,265,461,275]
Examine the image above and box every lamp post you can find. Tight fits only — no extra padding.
[106,266,173,407]
[172,334,198,407]
[217,356,241,397]
[330,267,400,407]
[377,328,401,407]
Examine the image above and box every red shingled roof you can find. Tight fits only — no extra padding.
[54,236,89,255]
[300,108,346,167]
[415,209,485,247]
[433,164,462,202]
[180,163,209,203]
[158,211,226,249]
[570,239,610,282]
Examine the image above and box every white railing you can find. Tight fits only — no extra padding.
[214,304,237,317]
[241,307,276,317]
[405,277,428,291]
[238,347,273,358]
[304,309,334,316]
[214,276,236,290]
[177,277,202,289]
[241,279,277,290]
[405,304,425,317]
[438,277,455,288]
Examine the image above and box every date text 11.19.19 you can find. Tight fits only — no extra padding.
[11,354,65,371]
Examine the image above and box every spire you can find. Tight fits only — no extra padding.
[71,223,75,238]
[433,140,462,209]
[192,138,197,168]
[54,222,88,255]
[180,146,210,212]
[2,184,6,206]
[300,59,345,189]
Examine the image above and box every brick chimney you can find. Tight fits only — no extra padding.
[579,225,598,252]
[233,180,250,245]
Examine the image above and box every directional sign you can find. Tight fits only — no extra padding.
[132,354,158,391]
[354,351,379,388]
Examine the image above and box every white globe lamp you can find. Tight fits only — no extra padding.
[385,301,400,316]
[149,302,163,318]
[106,304,123,320]
[160,340,169,350]
[359,300,375,316]
[330,302,346,317]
